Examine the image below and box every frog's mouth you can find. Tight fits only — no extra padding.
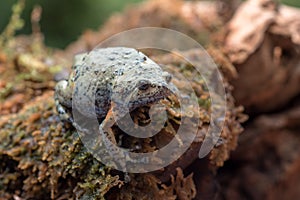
[128,86,171,111]
[129,94,165,110]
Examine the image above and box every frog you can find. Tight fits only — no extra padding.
[55,47,173,145]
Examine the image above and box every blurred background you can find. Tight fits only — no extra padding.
[0,0,299,49]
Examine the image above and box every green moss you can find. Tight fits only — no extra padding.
[0,0,25,49]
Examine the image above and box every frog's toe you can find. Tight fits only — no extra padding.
[56,102,66,115]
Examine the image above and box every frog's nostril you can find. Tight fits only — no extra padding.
[138,80,150,90]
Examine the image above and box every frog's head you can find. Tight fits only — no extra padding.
[128,75,171,109]
[112,70,172,111]
[109,49,175,112]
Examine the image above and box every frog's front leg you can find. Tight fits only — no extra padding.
[99,105,117,145]
[99,104,130,173]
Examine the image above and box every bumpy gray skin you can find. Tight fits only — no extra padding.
[55,47,172,124]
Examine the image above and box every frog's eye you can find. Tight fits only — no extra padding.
[138,80,151,91]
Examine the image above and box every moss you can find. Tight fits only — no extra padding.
[0,0,25,50]
[0,93,122,199]
[0,44,245,199]
[0,1,246,198]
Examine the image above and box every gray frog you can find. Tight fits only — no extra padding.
[55,47,172,144]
